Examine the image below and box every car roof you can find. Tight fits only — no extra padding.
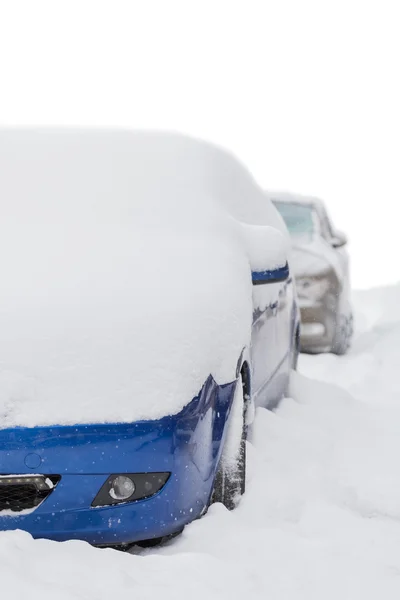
[0,128,284,230]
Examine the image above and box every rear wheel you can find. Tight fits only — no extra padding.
[211,375,246,510]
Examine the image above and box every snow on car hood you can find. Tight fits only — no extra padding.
[290,234,345,280]
[0,128,286,428]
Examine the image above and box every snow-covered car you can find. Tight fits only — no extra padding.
[0,129,299,547]
[271,192,352,354]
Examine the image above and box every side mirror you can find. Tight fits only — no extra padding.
[331,230,347,248]
[237,222,290,286]
[252,262,289,285]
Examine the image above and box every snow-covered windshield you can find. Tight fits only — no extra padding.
[273,201,315,237]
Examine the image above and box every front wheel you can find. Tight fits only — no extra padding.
[331,313,353,355]
[211,375,246,510]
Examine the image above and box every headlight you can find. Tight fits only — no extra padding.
[92,472,170,507]
[296,276,330,301]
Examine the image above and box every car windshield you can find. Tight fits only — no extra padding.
[273,201,315,237]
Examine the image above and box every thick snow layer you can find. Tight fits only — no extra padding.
[0,129,287,427]
[3,283,400,597]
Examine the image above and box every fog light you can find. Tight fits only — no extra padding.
[109,476,135,500]
[92,472,170,507]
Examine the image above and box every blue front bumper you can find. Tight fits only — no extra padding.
[0,377,236,545]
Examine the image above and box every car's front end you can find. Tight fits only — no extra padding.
[0,376,236,547]
[295,265,341,353]
[0,128,294,545]
[271,195,349,354]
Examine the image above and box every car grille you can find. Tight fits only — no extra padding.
[0,475,60,513]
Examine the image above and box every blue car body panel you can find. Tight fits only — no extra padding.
[0,377,236,544]
[250,274,298,409]
[0,273,299,545]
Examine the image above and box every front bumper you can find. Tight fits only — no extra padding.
[299,301,336,353]
[0,471,201,545]
[0,377,237,545]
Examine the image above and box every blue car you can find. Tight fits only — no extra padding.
[0,129,299,547]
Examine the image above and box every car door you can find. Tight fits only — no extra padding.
[250,279,282,405]
[275,272,296,368]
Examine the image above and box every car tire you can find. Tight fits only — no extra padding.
[211,375,246,510]
[331,313,353,355]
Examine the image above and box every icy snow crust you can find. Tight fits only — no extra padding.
[0,129,287,428]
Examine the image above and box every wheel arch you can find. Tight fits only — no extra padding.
[240,360,251,403]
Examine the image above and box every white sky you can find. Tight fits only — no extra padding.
[1,0,399,289]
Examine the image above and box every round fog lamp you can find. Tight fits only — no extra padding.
[109,475,135,500]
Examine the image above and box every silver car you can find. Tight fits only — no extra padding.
[270,192,353,354]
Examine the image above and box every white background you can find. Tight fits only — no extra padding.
[1,0,398,288]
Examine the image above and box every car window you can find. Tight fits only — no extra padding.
[272,201,315,237]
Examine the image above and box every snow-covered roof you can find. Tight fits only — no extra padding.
[0,128,287,428]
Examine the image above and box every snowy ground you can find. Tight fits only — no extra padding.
[3,283,400,599]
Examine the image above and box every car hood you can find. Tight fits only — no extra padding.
[290,234,345,280]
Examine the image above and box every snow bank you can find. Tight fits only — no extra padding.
[0,530,250,600]
[0,129,286,427]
